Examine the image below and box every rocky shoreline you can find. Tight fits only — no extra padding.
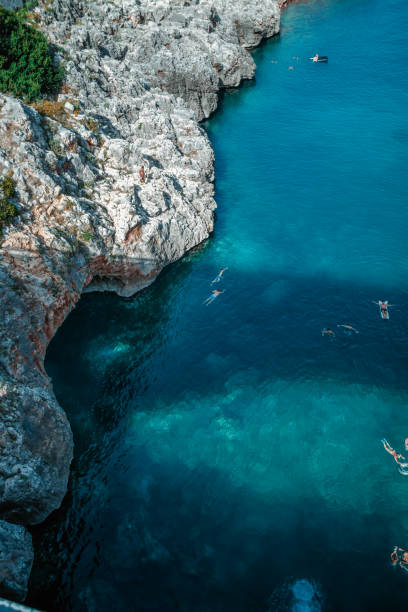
[0,0,280,601]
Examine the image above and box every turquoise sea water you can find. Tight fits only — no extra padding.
[28,0,408,610]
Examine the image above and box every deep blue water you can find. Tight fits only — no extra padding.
[28,0,408,610]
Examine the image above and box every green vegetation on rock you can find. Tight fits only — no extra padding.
[0,6,63,102]
[0,175,18,231]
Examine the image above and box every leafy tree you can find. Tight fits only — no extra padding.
[0,6,63,102]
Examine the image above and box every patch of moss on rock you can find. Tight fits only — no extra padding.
[0,175,18,231]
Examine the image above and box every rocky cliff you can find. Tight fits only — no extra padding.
[0,0,280,600]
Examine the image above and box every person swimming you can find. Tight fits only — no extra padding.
[321,328,336,337]
[203,289,224,305]
[211,267,228,284]
[337,324,359,334]
[381,439,405,465]
[373,300,394,318]
[391,547,408,572]
[405,438,408,452]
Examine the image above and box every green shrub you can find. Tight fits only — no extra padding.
[49,138,63,156]
[0,7,63,102]
[0,175,18,232]
[20,0,39,14]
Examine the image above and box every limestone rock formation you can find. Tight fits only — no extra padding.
[0,0,280,600]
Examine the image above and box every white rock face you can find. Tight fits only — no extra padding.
[42,0,279,121]
[0,0,280,600]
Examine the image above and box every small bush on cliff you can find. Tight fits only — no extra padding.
[0,176,18,232]
[0,6,63,102]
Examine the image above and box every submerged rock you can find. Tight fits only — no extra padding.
[268,578,323,611]
[0,0,280,600]
[0,521,33,602]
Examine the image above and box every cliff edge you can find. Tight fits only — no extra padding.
[0,0,279,600]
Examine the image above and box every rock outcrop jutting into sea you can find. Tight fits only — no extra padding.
[0,0,279,600]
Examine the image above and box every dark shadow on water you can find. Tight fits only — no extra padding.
[43,240,212,452]
[28,440,408,611]
[27,260,408,611]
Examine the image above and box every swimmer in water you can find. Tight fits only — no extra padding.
[211,267,228,284]
[203,289,224,305]
[337,324,359,334]
[372,300,394,317]
[391,547,408,572]
[405,438,408,452]
[381,439,405,465]
[311,53,320,63]
[321,328,336,337]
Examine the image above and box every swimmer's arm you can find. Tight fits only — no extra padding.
[382,441,393,454]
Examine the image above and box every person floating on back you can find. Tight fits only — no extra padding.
[309,53,328,63]
[203,289,224,306]
[321,328,336,338]
[373,300,394,319]
[381,439,405,465]
[212,267,228,284]
[391,547,408,572]
[337,324,359,334]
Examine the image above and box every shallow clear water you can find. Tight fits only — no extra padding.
[28,0,408,610]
